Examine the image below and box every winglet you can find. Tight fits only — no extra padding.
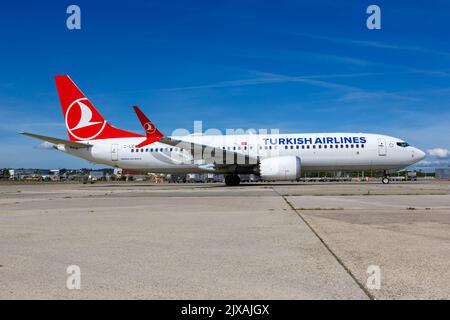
[133,106,164,148]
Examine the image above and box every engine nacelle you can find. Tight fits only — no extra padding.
[259,156,301,181]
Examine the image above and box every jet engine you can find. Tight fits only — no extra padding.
[259,156,301,181]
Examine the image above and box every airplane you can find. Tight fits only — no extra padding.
[20,75,426,186]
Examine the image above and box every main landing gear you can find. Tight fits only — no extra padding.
[225,174,241,186]
[381,171,390,184]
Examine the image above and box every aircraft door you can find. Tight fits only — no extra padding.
[377,139,387,156]
[111,144,119,161]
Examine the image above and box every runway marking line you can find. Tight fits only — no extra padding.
[271,187,374,300]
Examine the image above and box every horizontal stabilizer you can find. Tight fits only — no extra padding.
[19,132,91,149]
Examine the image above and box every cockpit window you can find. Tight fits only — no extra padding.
[397,142,410,147]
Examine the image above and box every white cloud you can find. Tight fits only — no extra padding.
[427,148,450,158]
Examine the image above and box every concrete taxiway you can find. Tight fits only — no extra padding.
[0,181,449,299]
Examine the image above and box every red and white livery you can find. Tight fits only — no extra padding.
[21,75,426,186]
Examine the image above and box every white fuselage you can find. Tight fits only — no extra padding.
[59,132,425,174]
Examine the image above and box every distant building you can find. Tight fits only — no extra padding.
[8,169,35,180]
[435,168,450,180]
[88,170,105,182]
[49,169,60,181]
[121,169,148,181]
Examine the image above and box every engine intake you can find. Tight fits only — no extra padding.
[259,156,301,181]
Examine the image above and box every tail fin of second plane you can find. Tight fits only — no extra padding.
[54,75,142,141]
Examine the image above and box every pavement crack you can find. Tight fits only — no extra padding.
[272,187,374,300]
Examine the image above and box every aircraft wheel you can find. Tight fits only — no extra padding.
[382,177,390,184]
[225,175,240,186]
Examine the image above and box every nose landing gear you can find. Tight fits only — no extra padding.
[225,174,241,186]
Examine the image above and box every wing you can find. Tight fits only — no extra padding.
[132,106,258,169]
[19,132,91,149]
[159,136,258,167]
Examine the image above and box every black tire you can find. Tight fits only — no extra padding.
[225,175,233,186]
[382,177,390,184]
[225,175,241,186]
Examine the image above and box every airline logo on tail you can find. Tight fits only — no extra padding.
[55,75,143,141]
[143,122,157,134]
[65,98,106,140]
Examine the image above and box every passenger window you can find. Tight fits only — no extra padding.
[361,145,365,148]
[131,149,134,152]
[318,145,321,149]
[145,148,148,152]
[329,145,333,149]
[340,145,344,148]
[302,145,305,149]
[345,145,349,148]
[285,146,288,149]
[296,145,299,149]
[307,145,310,149]
[351,144,354,148]
[356,144,359,148]
[150,148,153,152]
[324,145,327,149]
[313,145,316,149]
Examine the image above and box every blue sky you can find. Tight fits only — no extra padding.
[0,0,449,169]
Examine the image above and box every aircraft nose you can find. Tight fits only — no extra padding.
[415,148,426,161]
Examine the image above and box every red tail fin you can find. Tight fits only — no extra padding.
[54,75,142,141]
[133,106,164,148]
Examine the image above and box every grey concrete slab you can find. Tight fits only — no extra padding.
[286,195,450,210]
[0,183,367,299]
[278,183,450,299]
[2,181,449,299]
